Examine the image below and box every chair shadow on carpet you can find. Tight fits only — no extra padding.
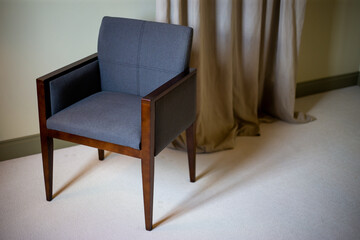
[153,89,326,228]
[52,150,111,199]
[48,136,295,229]
[153,135,294,229]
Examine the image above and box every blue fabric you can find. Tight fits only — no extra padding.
[47,91,142,149]
[46,17,195,153]
[98,16,193,96]
[49,60,101,115]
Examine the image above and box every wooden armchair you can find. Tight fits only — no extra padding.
[36,17,196,231]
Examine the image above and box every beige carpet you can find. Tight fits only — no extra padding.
[1,86,359,240]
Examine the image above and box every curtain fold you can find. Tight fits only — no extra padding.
[157,0,314,153]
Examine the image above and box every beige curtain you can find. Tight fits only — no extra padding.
[157,0,314,153]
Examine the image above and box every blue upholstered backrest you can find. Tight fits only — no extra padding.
[98,17,193,96]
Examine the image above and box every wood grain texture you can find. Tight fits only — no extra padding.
[37,53,98,83]
[141,98,155,231]
[143,68,196,101]
[37,73,54,201]
[40,136,53,201]
[186,122,196,182]
[47,130,141,159]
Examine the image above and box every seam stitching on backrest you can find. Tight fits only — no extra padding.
[136,22,146,96]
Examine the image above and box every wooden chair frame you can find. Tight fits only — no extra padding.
[36,53,196,231]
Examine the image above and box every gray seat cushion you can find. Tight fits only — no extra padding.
[47,91,142,149]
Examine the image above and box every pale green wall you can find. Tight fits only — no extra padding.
[297,0,360,82]
[0,0,156,141]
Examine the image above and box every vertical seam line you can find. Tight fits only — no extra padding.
[137,22,146,96]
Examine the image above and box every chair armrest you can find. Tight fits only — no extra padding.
[36,53,101,119]
[142,69,197,155]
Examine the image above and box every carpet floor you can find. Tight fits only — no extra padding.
[1,86,359,240]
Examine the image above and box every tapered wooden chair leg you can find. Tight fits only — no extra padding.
[40,136,54,201]
[186,122,196,182]
[98,149,105,160]
[141,155,154,231]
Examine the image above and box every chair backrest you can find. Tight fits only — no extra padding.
[98,16,193,96]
